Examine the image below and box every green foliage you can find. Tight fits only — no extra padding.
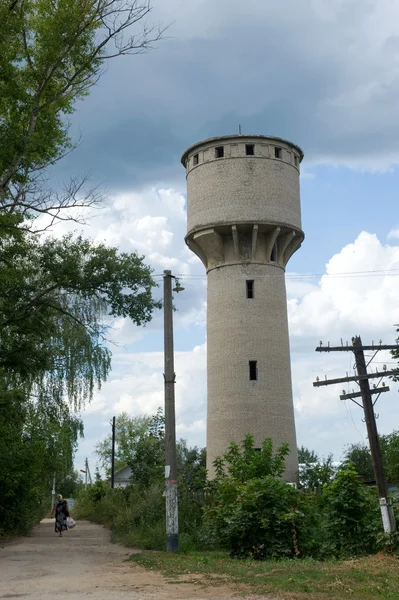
[128,409,165,487]
[75,483,166,549]
[57,470,84,498]
[78,428,389,561]
[298,448,337,492]
[345,432,399,484]
[205,435,300,558]
[78,412,207,551]
[0,384,82,535]
[96,410,164,484]
[205,475,301,559]
[213,434,289,482]
[344,443,374,481]
[0,231,159,407]
[298,445,319,464]
[322,464,380,557]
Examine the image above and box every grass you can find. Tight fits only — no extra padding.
[129,550,399,599]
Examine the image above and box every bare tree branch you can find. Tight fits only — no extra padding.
[0,0,166,224]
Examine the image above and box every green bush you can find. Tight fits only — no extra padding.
[322,464,380,557]
[204,435,303,558]
[205,475,302,558]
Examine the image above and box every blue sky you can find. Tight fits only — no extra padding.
[42,0,399,475]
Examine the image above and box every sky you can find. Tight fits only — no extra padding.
[45,0,399,476]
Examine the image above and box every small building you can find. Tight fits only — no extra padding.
[110,466,132,488]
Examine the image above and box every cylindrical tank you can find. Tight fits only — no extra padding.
[181,135,304,481]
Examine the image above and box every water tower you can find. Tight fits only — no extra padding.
[181,135,304,481]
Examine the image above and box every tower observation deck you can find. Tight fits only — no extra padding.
[181,134,304,481]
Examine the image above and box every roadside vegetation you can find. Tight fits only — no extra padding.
[75,411,399,560]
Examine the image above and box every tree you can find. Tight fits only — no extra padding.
[345,433,399,485]
[298,445,319,464]
[0,0,163,227]
[57,469,84,498]
[96,412,156,477]
[344,443,374,482]
[0,384,83,534]
[1,229,160,408]
[297,446,337,492]
[0,1,165,536]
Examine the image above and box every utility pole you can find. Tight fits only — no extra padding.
[111,416,116,489]
[313,335,399,534]
[51,473,56,512]
[163,270,184,552]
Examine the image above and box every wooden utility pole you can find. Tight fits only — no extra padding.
[51,473,56,512]
[163,270,184,553]
[111,416,116,489]
[314,335,399,534]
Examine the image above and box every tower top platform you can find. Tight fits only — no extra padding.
[181,134,304,167]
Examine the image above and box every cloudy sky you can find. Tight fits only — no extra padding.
[49,0,399,475]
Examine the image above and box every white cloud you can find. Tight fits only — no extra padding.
[388,228,399,240]
[288,232,399,338]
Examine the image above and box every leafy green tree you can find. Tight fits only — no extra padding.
[128,409,165,487]
[298,446,337,492]
[0,0,162,225]
[298,445,319,464]
[0,385,82,534]
[57,470,84,498]
[344,442,374,482]
[95,412,159,478]
[345,433,399,485]
[1,229,160,408]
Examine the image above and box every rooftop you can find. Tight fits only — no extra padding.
[181,134,304,166]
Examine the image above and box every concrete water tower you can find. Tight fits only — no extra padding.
[181,135,304,481]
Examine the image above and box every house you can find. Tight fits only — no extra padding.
[110,465,132,488]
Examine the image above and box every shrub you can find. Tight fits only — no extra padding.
[322,464,380,557]
[204,435,303,558]
[205,475,302,558]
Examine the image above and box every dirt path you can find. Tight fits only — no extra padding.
[0,520,273,600]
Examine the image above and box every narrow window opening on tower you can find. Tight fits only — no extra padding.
[271,244,277,262]
[274,147,282,159]
[245,144,254,156]
[246,280,254,299]
[249,361,257,381]
[193,153,199,165]
[294,155,298,166]
[215,146,224,158]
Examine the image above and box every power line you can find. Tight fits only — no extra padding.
[173,267,399,280]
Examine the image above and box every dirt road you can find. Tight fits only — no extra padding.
[0,520,272,600]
